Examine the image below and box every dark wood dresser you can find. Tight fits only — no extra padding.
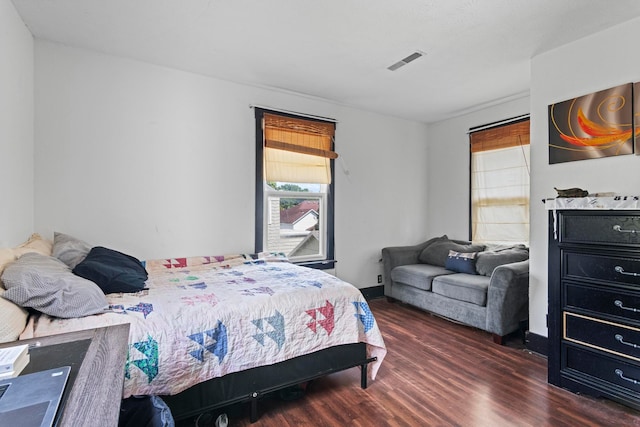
[548,209,640,410]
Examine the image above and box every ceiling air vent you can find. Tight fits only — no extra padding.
[387,51,424,71]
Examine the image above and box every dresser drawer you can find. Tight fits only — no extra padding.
[561,213,640,246]
[565,344,640,395]
[564,312,640,361]
[565,282,640,324]
[563,251,640,287]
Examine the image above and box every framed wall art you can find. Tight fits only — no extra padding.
[548,83,635,164]
[635,82,640,155]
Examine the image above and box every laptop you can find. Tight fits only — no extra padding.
[0,366,71,427]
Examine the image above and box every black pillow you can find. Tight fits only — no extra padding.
[73,246,148,294]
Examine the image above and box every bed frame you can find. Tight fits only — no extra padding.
[162,342,377,423]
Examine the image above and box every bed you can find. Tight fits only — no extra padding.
[2,235,386,423]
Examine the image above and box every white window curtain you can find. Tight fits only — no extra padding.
[265,149,331,184]
[471,145,530,244]
[470,118,530,245]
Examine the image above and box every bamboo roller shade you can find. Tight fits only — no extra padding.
[470,119,530,153]
[264,113,337,159]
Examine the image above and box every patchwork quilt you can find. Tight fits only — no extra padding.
[25,254,387,398]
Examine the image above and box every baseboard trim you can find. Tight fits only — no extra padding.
[525,331,548,357]
[360,285,385,301]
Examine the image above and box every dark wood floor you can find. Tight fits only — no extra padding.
[182,298,640,426]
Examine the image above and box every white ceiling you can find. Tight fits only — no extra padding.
[11,0,640,123]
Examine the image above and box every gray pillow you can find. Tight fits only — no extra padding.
[52,232,92,269]
[419,239,485,267]
[1,252,108,318]
[475,245,529,276]
[415,235,449,263]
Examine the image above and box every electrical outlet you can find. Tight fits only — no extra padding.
[377,274,382,284]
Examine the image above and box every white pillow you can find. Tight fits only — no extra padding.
[0,248,16,289]
[0,234,54,342]
[12,233,53,258]
[0,295,28,343]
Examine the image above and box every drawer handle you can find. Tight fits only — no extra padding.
[615,369,640,385]
[614,266,640,277]
[615,334,640,349]
[613,225,639,234]
[614,300,640,312]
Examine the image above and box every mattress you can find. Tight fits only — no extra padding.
[23,253,386,398]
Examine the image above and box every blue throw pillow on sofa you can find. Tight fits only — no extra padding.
[73,246,148,294]
[420,239,485,267]
[444,250,479,274]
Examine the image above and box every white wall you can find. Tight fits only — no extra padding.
[426,97,530,239]
[33,41,430,289]
[428,16,640,340]
[14,2,639,327]
[529,17,640,337]
[0,0,34,247]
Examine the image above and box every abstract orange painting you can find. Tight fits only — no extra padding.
[635,82,640,156]
[548,83,635,164]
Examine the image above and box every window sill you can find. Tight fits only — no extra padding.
[295,260,336,270]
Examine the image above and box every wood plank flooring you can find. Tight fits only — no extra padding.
[183,298,640,426]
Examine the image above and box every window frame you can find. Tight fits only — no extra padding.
[468,115,530,244]
[254,107,335,269]
[264,189,327,263]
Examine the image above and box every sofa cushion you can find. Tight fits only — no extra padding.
[417,235,449,264]
[445,250,478,274]
[432,273,491,306]
[476,245,529,277]
[419,239,485,267]
[391,264,454,291]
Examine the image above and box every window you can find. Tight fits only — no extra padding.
[469,117,530,245]
[254,108,336,268]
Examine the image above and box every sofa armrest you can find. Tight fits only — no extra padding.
[381,240,434,296]
[485,259,529,336]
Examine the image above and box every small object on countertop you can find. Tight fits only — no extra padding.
[554,187,589,198]
[0,344,29,378]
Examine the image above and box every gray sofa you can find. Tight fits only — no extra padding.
[382,235,529,344]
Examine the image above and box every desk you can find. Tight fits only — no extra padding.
[0,324,129,426]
